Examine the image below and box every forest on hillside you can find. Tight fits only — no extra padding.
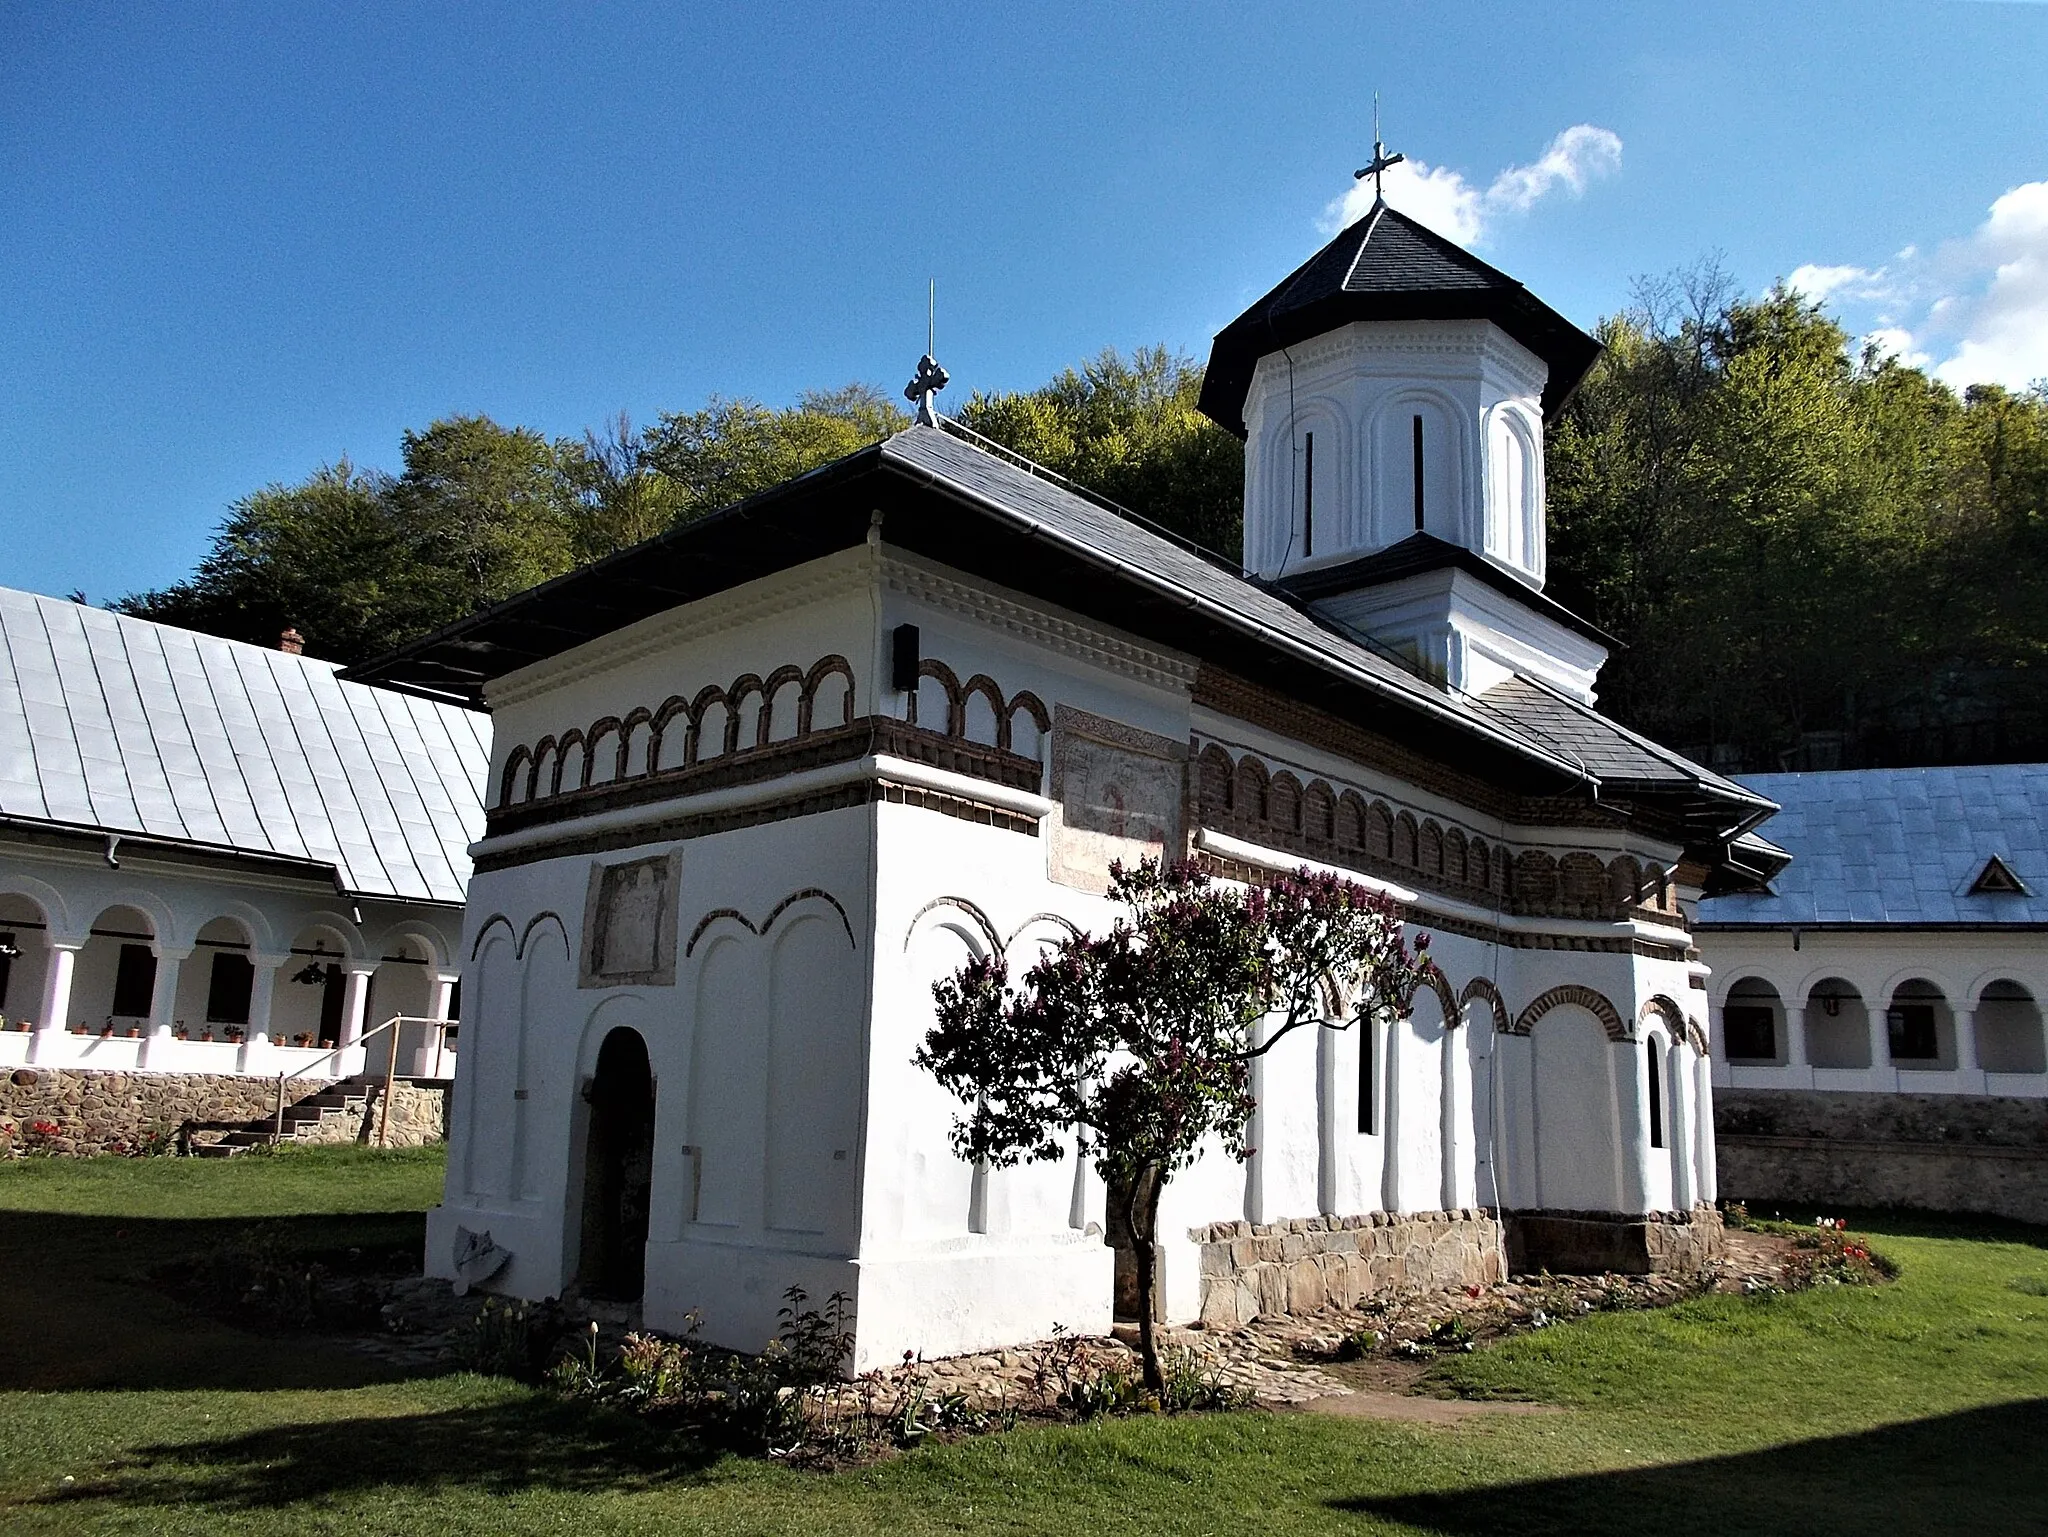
[117,279,2048,773]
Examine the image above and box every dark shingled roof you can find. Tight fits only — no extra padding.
[1199,201,1603,437]
[348,425,1770,860]
[1276,532,1618,650]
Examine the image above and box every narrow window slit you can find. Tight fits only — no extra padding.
[1302,431,1315,557]
[1412,415,1426,532]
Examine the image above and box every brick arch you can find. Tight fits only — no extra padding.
[1234,756,1269,823]
[724,672,770,751]
[619,706,655,776]
[799,654,856,734]
[686,682,731,762]
[759,663,807,742]
[648,693,693,769]
[1409,965,1460,1027]
[527,737,559,802]
[1514,849,1558,910]
[959,673,1008,747]
[913,658,965,734]
[1418,818,1444,875]
[1468,837,1490,893]
[1004,689,1050,744]
[1639,994,1703,1052]
[582,717,622,786]
[1559,852,1609,916]
[1394,811,1419,867]
[1460,975,1510,1034]
[550,728,587,796]
[1514,983,1630,1042]
[1335,790,1366,850]
[1198,743,1235,813]
[1268,771,1303,834]
[1443,827,1468,885]
[498,745,532,808]
[1366,801,1394,860]
[1608,855,1644,910]
[1302,779,1335,842]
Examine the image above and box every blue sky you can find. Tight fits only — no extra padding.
[5,1,2047,604]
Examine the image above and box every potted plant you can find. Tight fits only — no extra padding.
[293,1032,314,1048]
[223,1025,245,1044]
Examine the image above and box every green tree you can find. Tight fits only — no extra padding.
[917,859,1431,1392]
[957,347,1245,559]
[116,460,404,663]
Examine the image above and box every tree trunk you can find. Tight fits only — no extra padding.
[1125,1163,1165,1394]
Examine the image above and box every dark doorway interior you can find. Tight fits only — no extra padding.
[318,965,345,1046]
[578,1027,656,1301]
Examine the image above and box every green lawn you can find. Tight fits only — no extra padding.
[2,1150,2044,1535]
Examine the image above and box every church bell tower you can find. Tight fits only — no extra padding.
[1199,161,1612,702]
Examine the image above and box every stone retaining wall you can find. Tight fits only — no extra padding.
[1505,1205,1723,1276]
[1716,1089,2048,1224]
[1191,1210,1504,1329]
[0,1067,447,1155]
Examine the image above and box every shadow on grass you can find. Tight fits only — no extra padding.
[0,1208,440,1392]
[1343,1399,2048,1536]
[39,1396,727,1513]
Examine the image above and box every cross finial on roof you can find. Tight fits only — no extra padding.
[1353,92,1404,205]
[903,278,949,426]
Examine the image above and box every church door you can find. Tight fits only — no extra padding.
[578,1027,656,1301]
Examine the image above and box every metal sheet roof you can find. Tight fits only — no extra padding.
[1697,764,2048,927]
[0,587,488,903]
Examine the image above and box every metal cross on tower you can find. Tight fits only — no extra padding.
[1353,95,1404,204]
[904,279,950,426]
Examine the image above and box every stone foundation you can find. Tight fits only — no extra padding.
[1191,1209,1504,1329]
[0,1067,447,1155]
[1504,1204,1723,1276]
[1716,1089,2048,1224]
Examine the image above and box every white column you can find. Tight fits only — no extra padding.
[1316,1017,1340,1216]
[1440,1022,1469,1212]
[1379,1011,1403,1213]
[142,947,189,1069]
[1784,1004,1810,1077]
[1955,1005,1982,1084]
[28,940,82,1063]
[239,954,285,1073]
[1618,1036,1653,1214]
[339,965,373,1048]
[1867,1003,1892,1086]
[425,970,458,1077]
[1694,1052,1718,1205]
[1668,1043,1695,1210]
[1246,1013,1270,1225]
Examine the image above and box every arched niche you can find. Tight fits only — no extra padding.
[1976,980,2046,1075]
[1885,978,1954,1070]
[1721,977,1785,1065]
[1374,391,1464,548]
[1802,978,1870,1069]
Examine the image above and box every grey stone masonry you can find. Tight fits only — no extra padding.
[1717,1088,2048,1224]
[0,1068,447,1156]
[1190,1209,1505,1329]
[1505,1205,1724,1276]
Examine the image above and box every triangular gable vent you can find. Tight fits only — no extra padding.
[1970,854,2029,896]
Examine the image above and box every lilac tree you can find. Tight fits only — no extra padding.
[917,858,1434,1391]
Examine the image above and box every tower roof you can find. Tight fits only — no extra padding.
[1198,201,1602,437]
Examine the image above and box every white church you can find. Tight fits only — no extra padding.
[353,194,1777,1368]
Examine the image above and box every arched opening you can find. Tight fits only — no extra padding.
[0,893,52,1026]
[1803,978,1869,1069]
[577,1026,656,1301]
[1722,977,1785,1064]
[1886,979,1953,1070]
[76,904,159,1035]
[1976,980,2046,1074]
[279,923,354,1048]
[1530,1005,1623,1212]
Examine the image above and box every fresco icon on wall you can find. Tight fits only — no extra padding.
[580,853,680,987]
[1049,705,1186,893]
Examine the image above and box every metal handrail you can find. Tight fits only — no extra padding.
[294,1013,457,1145]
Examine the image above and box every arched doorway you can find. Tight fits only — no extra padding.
[578,1027,656,1301]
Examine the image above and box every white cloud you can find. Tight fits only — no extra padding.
[1787,263,1886,305]
[1322,125,1623,246]
[1794,180,2048,391]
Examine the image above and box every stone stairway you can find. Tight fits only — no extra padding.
[187,1078,374,1157]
